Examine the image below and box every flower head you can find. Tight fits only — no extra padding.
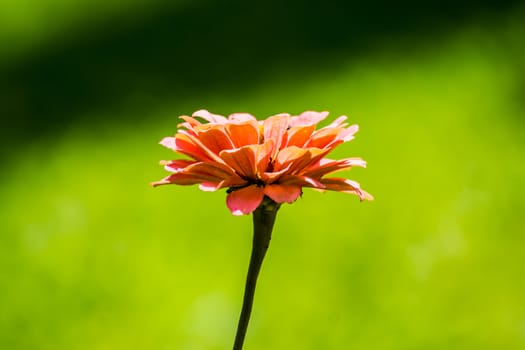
[152,110,373,215]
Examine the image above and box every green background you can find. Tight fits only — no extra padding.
[1,1,524,349]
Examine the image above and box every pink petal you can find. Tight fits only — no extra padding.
[197,176,249,192]
[192,109,228,124]
[159,137,176,150]
[226,185,265,215]
[326,115,348,128]
[264,184,302,204]
[228,113,257,122]
[337,124,359,142]
[289,111,329,127]
[302,157,366,178]
[263,113,290,156]
[199,182,222,192]
[320,178,373,201]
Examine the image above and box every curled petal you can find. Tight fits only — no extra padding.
[226,185,265,215]
[264,184,302,204]
[192,109,228,124]
[259,165,292,184]
[177,116,202,131]
[254,140,274,175]
[263,113,290,156]
[320,178,373,201]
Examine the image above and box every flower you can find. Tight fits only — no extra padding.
[152,110,373,215]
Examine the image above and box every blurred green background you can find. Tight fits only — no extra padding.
[1,0,525,349]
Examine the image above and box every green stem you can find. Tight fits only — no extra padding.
[232,198,280,350]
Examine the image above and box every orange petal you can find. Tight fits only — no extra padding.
[306,128,341,148]
[219,146,257,179]
[184,162,235,180]
[177,116,202,130]
[151,173,206,187]
[197,127,234,154]
[274,146,309,171]
[278,174,325,188]
[259,166,292,184]
[254,140,274,175]
[264,184,302,204]
[226,185,265,215]
[177,130,226,164]
[174,133,213,162]
[226,121,260,148]
[275,147,329,175]
[285,125,315,147]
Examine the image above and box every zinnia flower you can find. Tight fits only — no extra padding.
[152,110,373,215]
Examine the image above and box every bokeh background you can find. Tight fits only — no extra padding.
[1,0,525,349]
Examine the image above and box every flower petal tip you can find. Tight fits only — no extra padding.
[159,137,176,150]
[361,191,374,201]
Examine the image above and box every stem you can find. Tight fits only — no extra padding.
[233,197,280,350]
